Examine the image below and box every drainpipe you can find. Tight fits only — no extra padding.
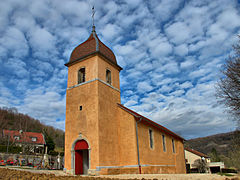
[135,117,142,174]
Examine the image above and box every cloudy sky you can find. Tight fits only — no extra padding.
[0,0,240,139]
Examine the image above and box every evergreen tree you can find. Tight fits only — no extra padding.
[44,131,55,153]
[210,148,221,162]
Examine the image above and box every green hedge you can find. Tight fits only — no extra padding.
[0,145,22,154]
[221,168,238,173]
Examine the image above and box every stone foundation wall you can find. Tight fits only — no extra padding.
[141,166,176,174]
[94,165,179,175]
[0,153,43,165]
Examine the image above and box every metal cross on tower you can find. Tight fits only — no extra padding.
[92,6,95,27]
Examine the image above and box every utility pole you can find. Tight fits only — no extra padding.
[6,134,10,154]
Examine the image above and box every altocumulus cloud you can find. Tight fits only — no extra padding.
[0,0,239,138]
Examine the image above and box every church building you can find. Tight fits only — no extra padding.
[64,25,186,175]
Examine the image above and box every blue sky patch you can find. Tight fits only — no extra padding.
[0,0,239,139]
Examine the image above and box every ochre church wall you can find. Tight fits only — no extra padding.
[101,107,186,175]
[137,122,186,173]
[97,81,120,166]
[117,107,138,166]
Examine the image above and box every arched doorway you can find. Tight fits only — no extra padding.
[74,140,89,175]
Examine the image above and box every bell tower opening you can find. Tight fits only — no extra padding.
[106,69,111,84]
[78,67,86,84]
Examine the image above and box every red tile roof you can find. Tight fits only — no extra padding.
[3,130,45,145]
[65,26,122,70]
[117,103,185,140]
[185,147,210,158]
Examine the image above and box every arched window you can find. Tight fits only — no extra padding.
[78,68,85,84]
[106,69,111,84]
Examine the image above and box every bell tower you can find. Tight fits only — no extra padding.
[64,25,122,175]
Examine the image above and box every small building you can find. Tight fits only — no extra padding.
[185,147,211,169]
[208,162,225,173]
[64,25,186,175]
[185,147,225,173]
[3,130,45,154]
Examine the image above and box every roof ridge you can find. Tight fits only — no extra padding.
[117,103,185,140]
[91,26,99,51]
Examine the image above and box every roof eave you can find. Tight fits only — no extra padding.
[185,147,210,158]
[65,51,123,71]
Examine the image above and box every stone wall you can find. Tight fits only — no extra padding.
[0,153,64,169]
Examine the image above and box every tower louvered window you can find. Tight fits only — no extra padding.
[78,68,85,84]
[106,69,111,84]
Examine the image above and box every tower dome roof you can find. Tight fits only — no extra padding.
[65,27,121,70]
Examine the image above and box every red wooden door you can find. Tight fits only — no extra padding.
[74,140,88,175]
[75,150,83,175]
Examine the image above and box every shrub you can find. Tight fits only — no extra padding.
[0,145,22,154]
[221,168,238,173]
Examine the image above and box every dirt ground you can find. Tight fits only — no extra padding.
[0,167,114,180]
[101,174,240,180]
[0,167,239,180]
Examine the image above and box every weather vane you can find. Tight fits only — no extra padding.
[92,6,95,27]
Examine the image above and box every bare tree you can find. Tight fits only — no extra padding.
[192,159,208,173]
[216,36,240,124]
[216,36,240,170]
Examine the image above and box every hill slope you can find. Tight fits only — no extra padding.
[0,107,64,149]
[185,131,240,169]
[185,131,235,157]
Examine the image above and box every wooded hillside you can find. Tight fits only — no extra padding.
[186,131,234,156]
[185,131,240,169]
[0,107,64,149]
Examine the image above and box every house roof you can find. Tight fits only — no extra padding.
[117,103,185,141]
[3,130,46,145]
[185,147,210,158]
[65,26,122,70]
